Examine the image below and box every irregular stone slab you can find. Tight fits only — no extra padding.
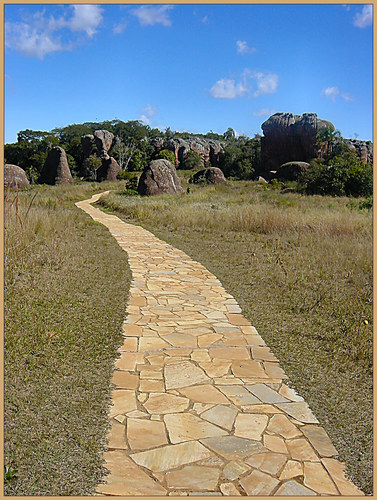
[234,413,268,440]
[162,333,198,347]
[139,379,165,392]
[115,352,144,370]
[127,418,168,450]
[223,460,250,480]
[107,420,128,450]
[139,337,171,350]
[267,414,302,439]
[109,390,137,417]
[321,458,365,496]
[279,383,304,402]
[209,347,250,360]
[231,360,268,378]
[144,392,190,414]
[251,346,278,362]
[246,383,290,404]
[264,361,287,379]
[303,461,339,495]
[245,452,287,476]
[226,313,250,326]
[200,436,265,460]
[112,371,139,390]
[190,350,211,362]
[242,404,283,414]
[201,404,238,431]
[275,479,316,496]
[178,384,229,404]
[165,360,210,389]
[130,441,214,472]
[166,465,220,490]
[275,401,319,424]
[239,469,279,495]
[198,333,223,347]
[301,425,338,457]
[279,460,303,480]
[164,412,227,444]
[263,434,288,454]
[218,385,260,406]
[97,451,167,495]
[220,483,241,495]
[286,438,319,461]
[199,360,231,378]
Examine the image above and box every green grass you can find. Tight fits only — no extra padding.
[98,180,373,494]
[4,182,131,495]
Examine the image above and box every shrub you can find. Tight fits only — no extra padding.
[180,150,202,170]
[155,149,176,164]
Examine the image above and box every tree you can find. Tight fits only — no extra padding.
[316,127,342,157]
[82,154,102,181]
[155,149,176,164]
[223,127,236,141]
[180,150,202,170]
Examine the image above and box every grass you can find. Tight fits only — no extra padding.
[97,180,373,495]
[4,181,132,495]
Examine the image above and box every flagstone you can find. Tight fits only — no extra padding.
[226,313,251,326]
[264,362,287,379]
[251,346,278,362]
[274,479,316,496]
[301,425,338,457]
[245,452,287,475]
[164,360,210,389]
[275,401,319,424]
[245,383,288,405]
[199,360,231,378]
[241,404,283,414]
[200,436,266,460]
[231,360,268,378]
[122,323,143,337]
[190,350,211,362]
[192,403,216,414]
[97,451,167,495]
[201,404,238,431]
[126,409,149,418]
[115,352,145,371]
[263,434,288,454]
[213,376,243,385]
[178,384,230,404]
[303,461,339,495]
[321,458,364,496]
[166,466,220,490]
[139,337,171,350]
[111,371,139,390]
[220,483,242,495]
[164,412,227,444]
[109,390,137,417]
[223,460,250,480]
[239,469,279,496]
[234,413,269,440]
[139,379,165,392]
[267,414,302,439]
[130,441,214,472]
[162,333,198,347]
[218,385,260,406]
[279,460,303,480]
[245,334,266,346]
[118,337,138,351]
[107,420,128,450]
[196,456,225,467]
[209,347,250,360]
[286,438,319,461]
[143,392,190,414]
[127,418,168,450]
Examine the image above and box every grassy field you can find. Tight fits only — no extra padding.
[4,182,132,495]
[97,179,373,495]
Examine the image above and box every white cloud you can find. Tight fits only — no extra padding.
[113,23,127,35]
[322,86,340,101]
[140,104,157,125]
[132,5,173,27]
[253,72,279,96]
[341,92,353,102]
[342,4,351,11]
[69,5,103,37]
[353,5,373,28]
[5,5,103,59]
[236,40,256,55]
[253,108,275,117]
[202,15,208,23]
[210,78,249,99]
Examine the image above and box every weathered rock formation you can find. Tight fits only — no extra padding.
[260,113,334,175]
[190,167,227,185]
[137,159,184,196]
[40,146,73,185]
[94,130,114,159]
[273,161,310,182]
[4,164,30,189]
[97,157,121,182]
[343,139,373,165]
[151,137,224,168]
[80,130,120,180]
[81,134,95,157]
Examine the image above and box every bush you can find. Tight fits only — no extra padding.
[155,149,176,164]
[180,150,202,170]
[302,153,373,197]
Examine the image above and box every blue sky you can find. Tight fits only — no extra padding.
[4,4,373,143]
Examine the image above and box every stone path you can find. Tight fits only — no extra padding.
[76,193,363,496]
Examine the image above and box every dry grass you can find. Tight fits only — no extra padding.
[98,180,372,494]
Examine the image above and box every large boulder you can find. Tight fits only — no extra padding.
[260,113,334,174]
[343,139,373,164]
[94,130,114,159]
[274,161,310,182]
[190,167,227,185]
[97,157,121,181]
[153,137,224,168]
[137,159,184,196]
[4,164,30,189]
[81,134,95,157]
[39,147,73,185]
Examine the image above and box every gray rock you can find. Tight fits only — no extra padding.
[94,129,114,159]
[97,156,121,181]
[137,159,185,196]
[190,167,226,185]
[4,164,30,189]
[40,147,73,185]
[274,161,310,181]
[81,134,95,157]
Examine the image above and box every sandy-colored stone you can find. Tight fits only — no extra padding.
[245,452,287,475]
[162,333,197,347]
[276,401,319,424]
[200,436,265,460]
[165,360,210,389]
[139,369,163,380]
[239,469,279,495]
[166,465,220,490]
[223,460,250,480]
[178,384,229,404]
[112,371,139,390]
[130,441,214,472]
[164,412,227,444]
[119,337,138,351]
[251,346,278,362]
[220,483,241,495]
[275,480,316,496]
[126,409,148,418]
[263,434,288,454]
[226,313,250,326]
[190,350,211,362]
[127,418,168,450]
[267,414,302,439]
[241,404,282,414]
[109,390,137,417]
[199,360,231,378]
[144,392,190,414]
[301,425,338,457]
[246,383,289,404]
[139,337,171,350]
[209,347,250,360]
[107,420,128,450]
[279,460,303,480]
[234,413,268,440]
[218,385,260,406]
[201,404,238,431]
[122,323,143,337]
[198,333,223,347]
[321,458,364,495]
[263,361,287,379]
[286,438,319,461]
[193,402,215,414]
[231,360,268,378]
[97,451,167,495]
[115,352,144,371]
[279,383,304,402]
[139,379,165,392]
[303,461,339,495]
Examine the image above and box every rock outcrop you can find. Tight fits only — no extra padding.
[4,164,30,189]
[94,130,114,159]
[151,137,224,168]
[97,157,121,182]
[260,113,334,175]
[40,146,73,185]
[81,134,95,157]
[138,159,184,196]
[274,161,310,182]
[343,139,373,165]
[80,130,120,181]
[190,167,227,185]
